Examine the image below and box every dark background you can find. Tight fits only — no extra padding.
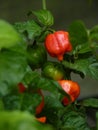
[0,0,98,99]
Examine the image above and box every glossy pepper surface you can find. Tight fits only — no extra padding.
[42,61,65,80]
[45,31,72,61]
[58,80,80,105]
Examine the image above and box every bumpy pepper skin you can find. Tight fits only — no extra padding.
[45,31,72,61]
[58,80,80,105]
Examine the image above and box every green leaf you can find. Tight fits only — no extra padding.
[88,62,98,80]
[0,98,4,110]
[22,67,39,86]
[32,76,70,99]
[23,68,70,99]
[61,110,90,130]
[0,111,35,130]
[0,111,54,130]
[0,20,22,49]
[0,50,27,96]
[33,9,54,26]
[90,25,98,41]
[68,20,88,48]
[3,92,42,114]
[22,68,70,101]
[42,95,64,129]
[62,57,98,80]
[15,20,42,40]
[74,43,92,54]
[96,112,98,130]
[45,95,63,110]
[44,102,90,130]
[8,39,27,54]
[21,67,70,101]
[88,25,98,58]
[81,98,98,108]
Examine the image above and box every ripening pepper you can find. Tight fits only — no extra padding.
[58,80,80,105]
[45,31,72,61]
[42,61,65,80]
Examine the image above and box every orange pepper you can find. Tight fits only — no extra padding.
[58,80,80,105]
[36,116,46,123]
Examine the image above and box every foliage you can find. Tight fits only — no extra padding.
[0,111,54,130]
[0,0,98,130]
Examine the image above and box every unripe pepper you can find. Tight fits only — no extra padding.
[58,80,80,105]
[27,44,47,69]
[42,61,65,80]
[45,31,72,61]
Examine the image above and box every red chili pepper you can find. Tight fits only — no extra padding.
[35,89,45,115]
[18,83,26,93]
[36,116,46,123]
[45,31,72,61]
[58,80,80,105]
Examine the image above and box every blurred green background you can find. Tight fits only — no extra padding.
[0,0,98,99]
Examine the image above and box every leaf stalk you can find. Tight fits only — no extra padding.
[42,0,47,10]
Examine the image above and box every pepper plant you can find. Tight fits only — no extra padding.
[0,0,98,130]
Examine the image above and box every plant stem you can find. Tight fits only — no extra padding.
[42,0,47,10]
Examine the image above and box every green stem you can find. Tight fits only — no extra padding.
[0,98,4,111]
[62,61,72,80]
[19,94,24,110]
[42,0,47,10]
